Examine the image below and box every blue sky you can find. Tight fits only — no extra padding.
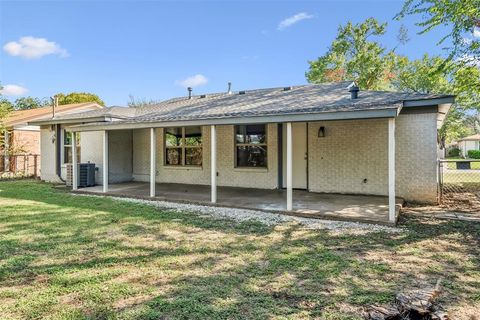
[0,0,451,106]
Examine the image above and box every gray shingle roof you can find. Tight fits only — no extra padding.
[40,81,454,126]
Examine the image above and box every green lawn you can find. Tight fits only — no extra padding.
[0,181,479,319]
[446,158,480,170]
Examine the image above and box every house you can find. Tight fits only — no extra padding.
[30,82,454,224]
[0,103,103,175]
[457,134,480,157]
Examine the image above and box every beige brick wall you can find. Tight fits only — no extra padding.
[40,114,438,203]
[308,119,389,195]
[132,124,278,189]
[308,114,438,203]
[395,113,438,203]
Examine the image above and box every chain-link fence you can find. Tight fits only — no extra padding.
[438,159,480,207]
[0,154,40,179]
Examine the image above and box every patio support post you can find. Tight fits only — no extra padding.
[103,130,109,193]
[150,128,156,197]
[286,122,293,211]
[72,132,78,190]
[388,118,396,222]
[211,125,217,203]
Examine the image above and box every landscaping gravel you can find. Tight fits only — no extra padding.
[85,195,403,233]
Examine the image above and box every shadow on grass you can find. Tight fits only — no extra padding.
[0,180,479,319]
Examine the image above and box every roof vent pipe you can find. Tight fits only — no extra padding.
[187,87,192,99]
[227,82,232,94]
[51,95,58,118]
[349,85,359,99]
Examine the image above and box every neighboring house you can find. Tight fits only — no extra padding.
[1,102,103,173]
[30,82,454,223]
[457,134,480,157]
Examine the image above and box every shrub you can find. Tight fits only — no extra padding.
[467,150,480,159]
[447,147,461,157]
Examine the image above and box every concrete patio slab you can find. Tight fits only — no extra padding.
[76,182,403,225]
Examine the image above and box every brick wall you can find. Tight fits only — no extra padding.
[132,124,278,189]
[12,130,40,154]
[395,113,438,203]
[308,119,389,195]
[308,114,438,203]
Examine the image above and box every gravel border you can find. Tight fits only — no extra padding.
[77,194,403,233]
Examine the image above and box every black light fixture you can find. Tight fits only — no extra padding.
[318,126,326,138]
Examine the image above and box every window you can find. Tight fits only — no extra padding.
[235,124,267,168]
[165,127,202,166]
[63,130,80,164]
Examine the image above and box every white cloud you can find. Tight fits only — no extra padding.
[3,36,69,59]
[0,84,28,96]
[175,74,208,88]
[277,12,313,31]
[474,27,480,38]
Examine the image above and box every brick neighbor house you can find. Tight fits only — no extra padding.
[1,102,103,175]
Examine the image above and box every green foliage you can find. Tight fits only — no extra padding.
[396,0,480,62]
[305,16,479,143]
[12,96,49,110]
[447,147,461,157]
[393,54,480,142]
[306,18,397,90]
[0,84,13,150]
[468,150,480,159]
[56,92,105,106]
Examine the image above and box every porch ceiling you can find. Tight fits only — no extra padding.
[76,182,403,225]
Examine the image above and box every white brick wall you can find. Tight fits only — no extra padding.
[39,126,60,182]
[41,114,438,203]
[132,124,278,189]
[308,115,438,203]
[308,119,389,195]
[395,113,438,203]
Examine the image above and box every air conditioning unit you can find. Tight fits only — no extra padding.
[66,163,96,187]
[78,163,95,187]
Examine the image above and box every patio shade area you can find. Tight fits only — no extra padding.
[76,182,403,225]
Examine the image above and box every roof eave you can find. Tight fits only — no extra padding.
[28,116,115,126]
[402,96,455,107]
[68,107,399,132]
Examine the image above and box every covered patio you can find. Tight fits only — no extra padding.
[76,182,402,225]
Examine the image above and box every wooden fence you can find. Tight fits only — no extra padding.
[0,154,40,179]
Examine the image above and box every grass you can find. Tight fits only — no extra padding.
[445,158,480,170]
[0,180,479,319]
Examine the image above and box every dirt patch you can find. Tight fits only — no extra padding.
[404,192,480,218]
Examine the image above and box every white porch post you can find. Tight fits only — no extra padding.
[102,130,109,193]
[388,118,396,223]
[72,132,78,190]
[286,122,293,211]
[211,125,217,203]
[150,128,156,197]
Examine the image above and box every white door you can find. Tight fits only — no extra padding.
[282,122,307,189]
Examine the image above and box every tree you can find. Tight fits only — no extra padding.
[13,97,49,110]
[0,84,13,152]
[393,54,480,142]
[56,92,105,106]
[396,0,480,63]
[306,18,397,90]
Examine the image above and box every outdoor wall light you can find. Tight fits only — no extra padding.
[318,126,326,138]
